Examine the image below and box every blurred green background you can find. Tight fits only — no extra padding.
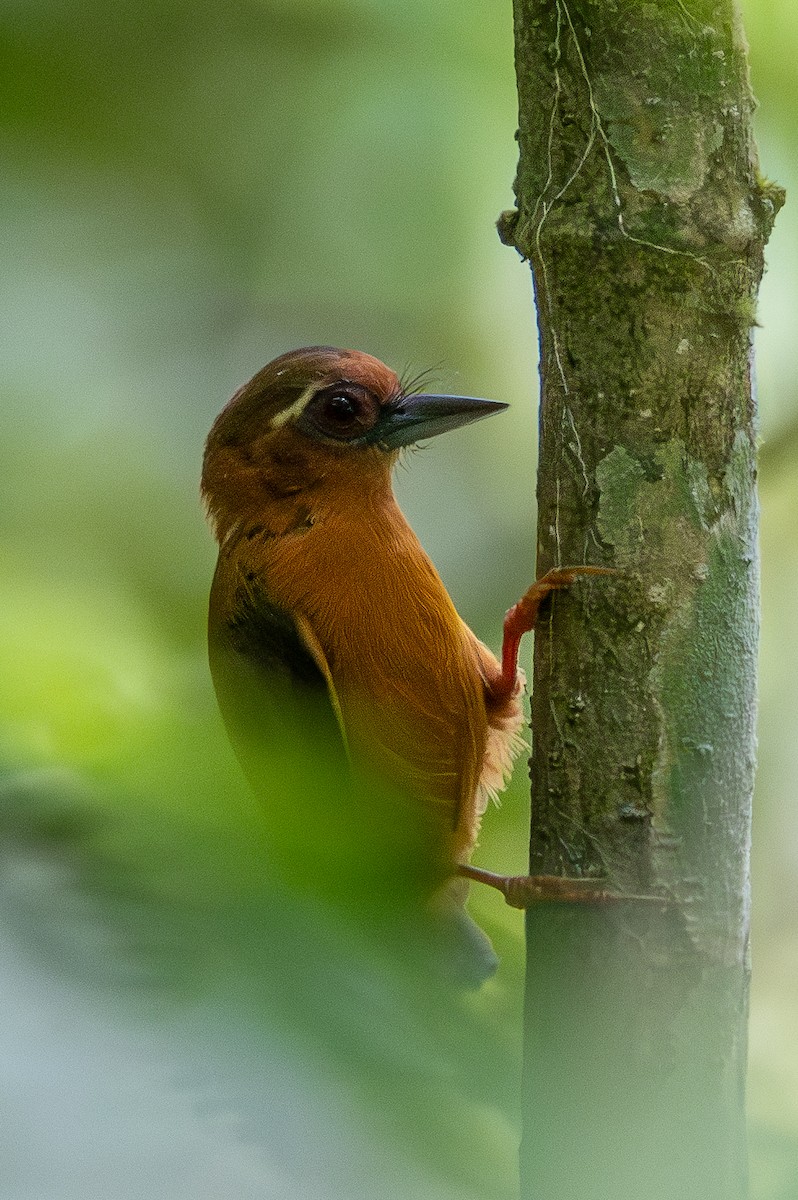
[1,1,796,1196]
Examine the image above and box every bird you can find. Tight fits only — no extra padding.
[201,346,611,977]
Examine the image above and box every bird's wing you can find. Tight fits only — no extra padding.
[292,612,350,759]
[207,560,350,779]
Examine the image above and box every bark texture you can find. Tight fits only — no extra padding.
[500,2,783,1197]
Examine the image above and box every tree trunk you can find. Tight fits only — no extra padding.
[499,3,783,1198]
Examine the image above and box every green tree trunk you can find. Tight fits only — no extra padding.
[500,3,783,1198]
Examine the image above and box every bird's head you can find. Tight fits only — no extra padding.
[202,346,507,541]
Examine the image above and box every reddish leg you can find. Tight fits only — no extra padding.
[469,564,664,908]
[490,565,616,704]
[458,864,670,908]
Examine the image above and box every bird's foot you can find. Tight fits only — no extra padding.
[457,864,670,909]
[507,565,617,642]
[493,565,616,703]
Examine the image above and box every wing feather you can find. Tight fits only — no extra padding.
[293,611,350,760]
[207,557,349,783]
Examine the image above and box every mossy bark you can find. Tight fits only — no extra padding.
[501,2,783,1198]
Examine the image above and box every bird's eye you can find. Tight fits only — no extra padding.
[302,384,381,442]
[325,394,358,422]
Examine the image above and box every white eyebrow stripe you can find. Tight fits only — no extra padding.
[270,382,318,428]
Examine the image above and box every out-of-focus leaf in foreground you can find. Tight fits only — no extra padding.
[0,569,524,1198]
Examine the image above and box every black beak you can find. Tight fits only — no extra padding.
[368,393,509,450]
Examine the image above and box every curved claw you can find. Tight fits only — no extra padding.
[533,564,618,591]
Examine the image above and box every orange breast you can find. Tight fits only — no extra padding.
[258,483,490,860]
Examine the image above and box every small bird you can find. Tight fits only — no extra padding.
[202,346,608,973]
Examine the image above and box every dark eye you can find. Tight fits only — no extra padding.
[325,394,358,422]
[303,383,381,442]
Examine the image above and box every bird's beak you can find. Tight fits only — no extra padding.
[369,393,509,450]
